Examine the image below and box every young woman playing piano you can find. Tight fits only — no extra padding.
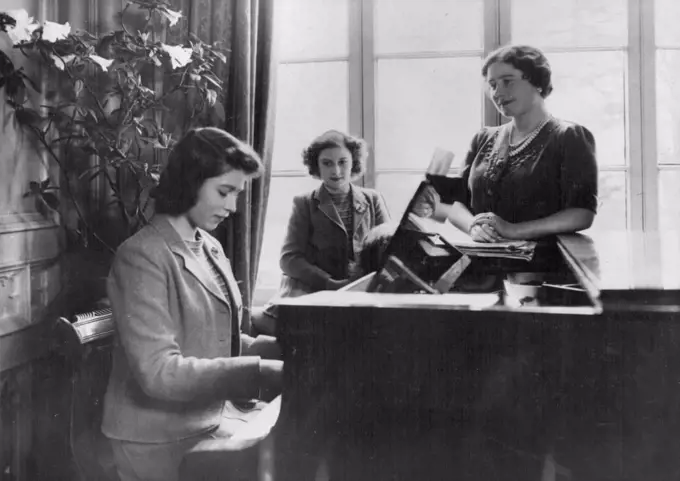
[102,128,282,481]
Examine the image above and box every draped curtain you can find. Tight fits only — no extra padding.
[170,0,277,333]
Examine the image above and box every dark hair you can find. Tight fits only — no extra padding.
[481,44,553,98]
[302,130,368,178]
[358,223,397,275]
[153,127,263,215]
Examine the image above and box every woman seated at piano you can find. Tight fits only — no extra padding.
[102,127,283,481]
[251,130,391,336]
[426,44,599,243]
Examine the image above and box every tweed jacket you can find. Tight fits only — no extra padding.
[279,184,390,291]
[102,215,261,443]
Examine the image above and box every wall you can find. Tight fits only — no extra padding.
[0,2,150,478]
[1,1,73,479]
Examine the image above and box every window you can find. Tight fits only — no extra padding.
[656,0,680,231]
[373,0,485,190]
[511,0,629,231]
[255,0,673,304]
[254,0,351,304]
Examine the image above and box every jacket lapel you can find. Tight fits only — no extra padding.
[352,187,369,236]
[313,185,345,233]
[202,236,243,354]
[151,216,229,306]
[203,238,243,315]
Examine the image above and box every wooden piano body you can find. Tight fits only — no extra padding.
[183,231,680,480]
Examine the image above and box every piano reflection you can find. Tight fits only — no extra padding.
[181,174,680,481]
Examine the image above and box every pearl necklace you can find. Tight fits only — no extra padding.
[508,116,551,157]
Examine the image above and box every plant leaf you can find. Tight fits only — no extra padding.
[77,165,98,180]
[19,71,41,93]
[0,50,15,75]
[203,73,222,89]
[205,89,217,106]
[14,107,43,126]
[74,79,84,97]
[41,192,60,211]
[82,145,99,156]
[6,76,27,104]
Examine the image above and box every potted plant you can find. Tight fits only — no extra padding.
[0,1,227,309]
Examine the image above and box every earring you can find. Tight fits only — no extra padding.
[537,87,543,93]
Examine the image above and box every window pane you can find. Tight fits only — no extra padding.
[660,234,680,289]
[592,171,627,231]
[656,0,680,47]
[656,50,680,165]
[375,57,483,170]
[277,0,349,60]
[255,176,321,299]
[375,0,483,54]
[273,62,349,172]
[659,170,680,231]
[511,0,627,48]
[546,51,626,167]
[375,173,427,220]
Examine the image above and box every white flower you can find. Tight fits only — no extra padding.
[159,8,182,26]
[89,54,114,71]
[160,43,193,70]
[50,53,76,70]
[41,20,71,43]
[5,9,39,44]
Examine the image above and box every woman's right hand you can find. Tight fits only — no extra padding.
[469,224,501,242]
[259,359,283,402]
[468,212,506,243]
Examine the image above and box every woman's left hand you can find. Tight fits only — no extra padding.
[472,213,518,240]
[248,335,282,360]
[411,185,439,218]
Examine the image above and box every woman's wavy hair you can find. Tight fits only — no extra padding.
[481,44,553,98]
[152,127,263,216]
[302,130,368,179]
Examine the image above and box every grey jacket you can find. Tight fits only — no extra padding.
[279,184,390,291]
[102,215,260,443]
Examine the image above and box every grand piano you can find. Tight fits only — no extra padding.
[182,180,680,481]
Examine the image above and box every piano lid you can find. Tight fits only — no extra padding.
[277,231,680,315]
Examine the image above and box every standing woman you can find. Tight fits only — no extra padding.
[102,127,282,481]
[434,44,599,476]
[252,130,390,336]
[444,44,598,241]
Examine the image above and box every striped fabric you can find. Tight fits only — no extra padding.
[328,189,354,258]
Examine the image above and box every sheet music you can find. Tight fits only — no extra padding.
[426,147,455,175]
[407,213,537,261]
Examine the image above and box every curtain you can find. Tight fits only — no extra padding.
[171,0,277,334]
